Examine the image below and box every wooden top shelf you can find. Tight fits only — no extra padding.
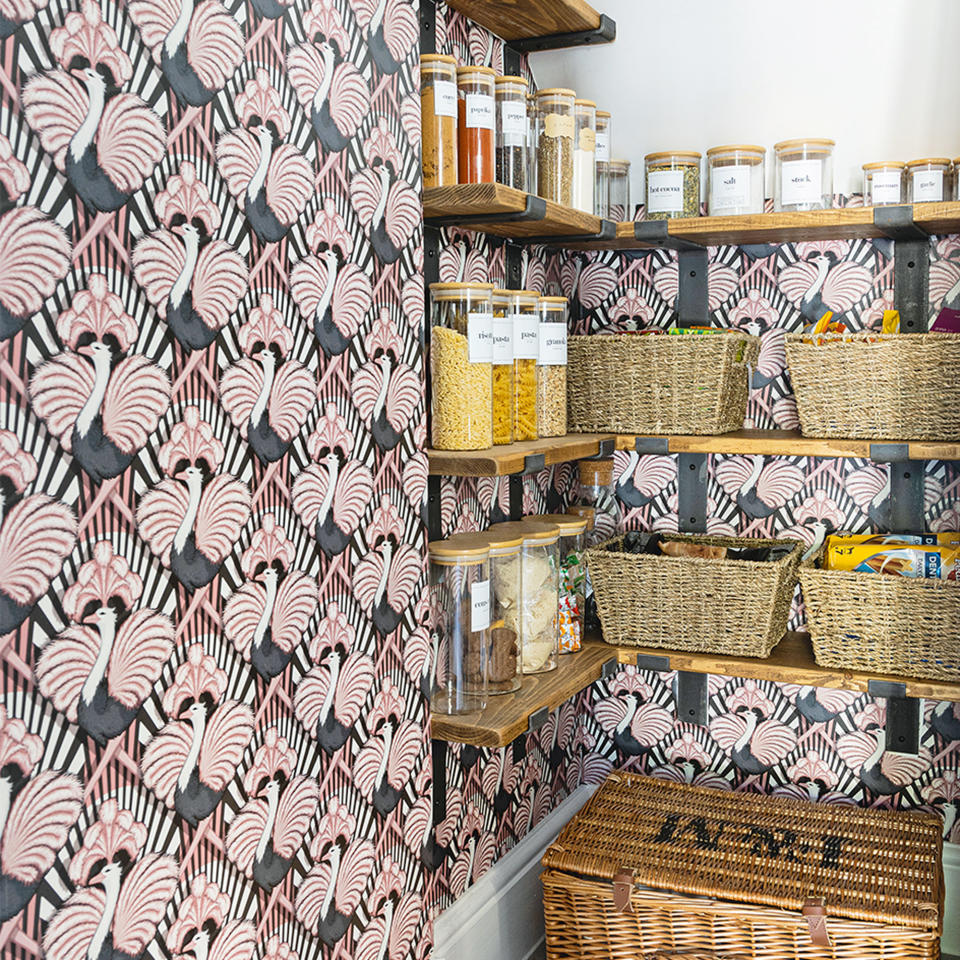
[444,0,614,49]
[428,433,614,477]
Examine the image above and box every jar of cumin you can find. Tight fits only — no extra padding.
[420,55,458,188]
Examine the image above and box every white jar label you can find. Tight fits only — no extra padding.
[538,323,567,365]
[513,314,540,360]
[710,165,751,211]
[470,579,490,632]
[647,169,684,213]
[500,100,526,142]
[913,169,943,201]
[781,159,823,206]
[465,93,495,130]
[871,169,902,204]
[467,312,493,363]
[492,317,514,364]
[595,129,610,161]
[434,80,457,118]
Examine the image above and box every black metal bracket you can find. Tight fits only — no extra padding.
[432,738,447,822]
[889,460,925,534]
[885,696,921,754]
[424,194,547,228]
[601,657,619,679]
[511,734,526,763]
[634,436,670,455]
[522,453,546,474]
[427,474,442,541]
[528,220,617,246]
[423,225,440,353]
[527,705,549,732]
[502,42,522,77]
[675,671,709,726]
[869,679,908,699]
[677,453,708,533]
[869,442,911,462]
[874,206,930,333]
[504,239,523,291]
[509,13,616,53]
[508,474,523,521]
[628,220,705,252]
[678,249,709,327]
[420,0,436,55]
[636,652,671,672]
[586,437,616,459]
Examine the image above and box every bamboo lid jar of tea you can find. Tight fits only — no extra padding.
[420,55,458,188]
[535,88,575,206]
[457,65,496,184]
[495,75,529,191]
[645,150,701,220]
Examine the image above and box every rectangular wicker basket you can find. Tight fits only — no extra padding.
[799,546,960,681]
[586,534,802,656]
[784,332,960,440]
[542,773,943,960]
[566,333,759,435]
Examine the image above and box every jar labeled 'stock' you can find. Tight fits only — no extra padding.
[495,75,528,191]
[518,520,559,674]
[706,144,764,216]
[482,526,524,693]
[862,161,905,207]
[594,109,611,218]
[535,88,575,206]
[531,513,587,653]
[607,159,630,222]
[457,65,496,184]
[907,158,950,203]
[572,99,596,214]
[420,54,458,188]
[429,536,490,715]
[536,295,568,437]
[774,138,834,211]
[645,151,701,220]
[429,282,494,450]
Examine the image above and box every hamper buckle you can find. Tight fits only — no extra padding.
[612,872,634,914]
[802,897,831,947]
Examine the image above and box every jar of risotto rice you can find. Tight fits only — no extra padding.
[491,289,515,445]
[429,283,494,450]
[506,288,540,441]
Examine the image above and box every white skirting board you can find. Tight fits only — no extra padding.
[433,784,597,960]
[434,796,960,959]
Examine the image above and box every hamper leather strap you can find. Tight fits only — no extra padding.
[802,897,831,947]
[612,872,634,914]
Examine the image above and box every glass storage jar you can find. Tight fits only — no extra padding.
[907,158,950,203]
[577,458,618,633]
[491,289,514,446]
[420,54,458,188]
[519,520,559,674]
[429,536,490,715]
[572,99,596,214]
[457,65,495,184]
[530,513,587,653]
[495,75,528,191]
[594,110,611,218]
[535,88,575,206]
[862,161,905,206]
[429,282,494,450]
[706,144,764,216]
[774,138,834,211]
[645,150,701,220]
[508,289,539,441]
[955,158,960,200]
[536,296,568,437]
[481,526,523,693]
[608,159,630,221]
[526,93,538,194]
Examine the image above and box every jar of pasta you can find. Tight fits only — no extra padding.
[535,88,575,206]
[706,144,764,216]
[491,289,514,445]
[429,282,494,450]
[608,159,630,221]
[645,150,701,220]
[537,296,568,437]
[495,75,528,191]
[519,520,559,674]
[420,55,458,188]
[572,99,596,214]
[457,65,495,184]
[507,289,539,441]
[595,109,611,218]
[530,513,587,653]
[862,161,905,207]
[429,536,490,714]
[774,138,834,211]
[906,158,950,203]
[481,526,523,693]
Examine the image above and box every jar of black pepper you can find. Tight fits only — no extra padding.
[495,75,528,191]
[535,88,575,206]
[607,159,630,221]
[594,109,611,217]
[645,150,701,220]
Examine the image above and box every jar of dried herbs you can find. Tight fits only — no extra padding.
[429,282,494,450]
[644,150,701,220]
[595,109,611,218]
[507,289,539,441]
[607,159,630,221]
[491,289,514,446]
[536,295,568,437]
[495,75,528,191]
[535,88,575,206]
[420,54,458,188]
[457,65,496,184]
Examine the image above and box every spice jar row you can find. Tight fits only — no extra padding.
[429,283,569,451]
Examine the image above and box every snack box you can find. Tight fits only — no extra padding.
[825,541,959,579]
[826,532,960,548]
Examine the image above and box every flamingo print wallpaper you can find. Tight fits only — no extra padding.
[0,0,434,956]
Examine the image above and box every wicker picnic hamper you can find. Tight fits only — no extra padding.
[784,331,960,440]
[586,534,802,656]
[566,332,759,434]
[799,545,960,681]
[542,773,943,960]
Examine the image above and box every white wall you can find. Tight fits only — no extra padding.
[530,0,960,205]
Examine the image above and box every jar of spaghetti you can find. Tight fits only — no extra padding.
[906,157,950,203]
[537,295,568,437]
[491,289,514,445]
[530,513,587,653]
[495,75,528,191]
[572,99,596,214]
[518,520,559,674]
[535,88,575,206]
[706,144,764,215]
[608,159,630,221]
[507,289,539,441]
[774,138,834,211]
[595,109,611,218]
[862,161,905,207]
[429,282,494,450]
[420,55,458,188]
[645,150,701,220]
[429,536,490,715]
[457,65,495,184]
[481,526,523,694]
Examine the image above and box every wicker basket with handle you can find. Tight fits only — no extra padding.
[799,544,960,681]
[586,534,802,656]
[566,332,759,435]
[784,331,960,440]
[542,773,943,960]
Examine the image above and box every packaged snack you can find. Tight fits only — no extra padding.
[826,532,960,549]
[825,542,959,579]
[659,540,727,560]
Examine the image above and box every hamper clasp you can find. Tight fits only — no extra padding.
[612,871,634,914]
[802,897,831,947]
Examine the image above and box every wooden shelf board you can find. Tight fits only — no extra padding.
[428,433,615,477]
[423,184,608,240]
[430,641,615,747]
[444,0,602,42]
[615,429,960,461]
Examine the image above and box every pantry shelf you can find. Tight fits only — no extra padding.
[427,433,615,476]
[430,640,616,747]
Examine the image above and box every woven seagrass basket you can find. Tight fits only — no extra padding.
[586,534,802,656]
[784,331,960,440]
[799,545,960,681]
[542,773,943,960]
[566,333,759,435]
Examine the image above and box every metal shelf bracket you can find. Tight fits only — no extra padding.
[509,14,617,53]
